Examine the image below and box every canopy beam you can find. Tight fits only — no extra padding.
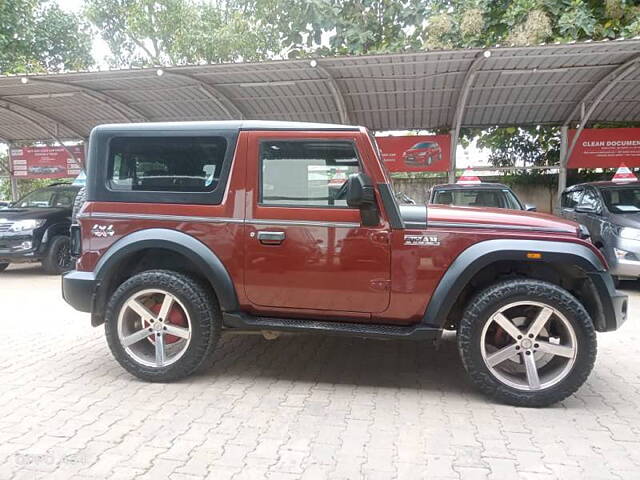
[314,61,350,124]
[21,77,151,122]
[0,104,82,164]
[0,97,85,139]
[558,53,640,195]
[448,51,491,183]
[162,70,245,119]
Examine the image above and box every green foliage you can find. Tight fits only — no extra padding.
[84,0,283,66]
[475,126,561,169]
[0,0,93,74]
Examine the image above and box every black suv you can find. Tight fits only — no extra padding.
[0,183,80,274]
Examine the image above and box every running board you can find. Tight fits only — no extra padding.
[222,313,440,341]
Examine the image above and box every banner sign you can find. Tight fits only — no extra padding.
[568,128,640,168]
[10,146,84,179]
[376,135,451,172]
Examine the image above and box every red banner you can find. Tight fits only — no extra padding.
[10,146,84,179]
[568,128,640,168]
[376,135,451,172]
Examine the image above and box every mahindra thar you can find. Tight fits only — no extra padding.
[62,121,627,407]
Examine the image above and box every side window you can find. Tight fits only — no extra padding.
[107,136,227,193]
[580,188,600,211]
[562,189,582,209]
[260,140,361,207]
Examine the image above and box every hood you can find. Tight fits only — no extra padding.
[606,212,640,229]
[427,205,579,234]
[0,207,68,222]
[399,204,579,235]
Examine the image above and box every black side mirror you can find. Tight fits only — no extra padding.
[346,173,379,226]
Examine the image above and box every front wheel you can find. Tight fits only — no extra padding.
[457,279,597,407]
[42,236,72,274]
[105,270,221,382]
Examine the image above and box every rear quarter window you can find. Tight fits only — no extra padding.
[88,129,238,205]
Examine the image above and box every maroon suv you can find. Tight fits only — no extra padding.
[62,121,626,407]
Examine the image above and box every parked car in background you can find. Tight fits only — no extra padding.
[0,200,10,208]
[429,182,536,211]
[62,120,626,407]
[0,183,81,274]
[560,181,640,284]
[402,141,441,167]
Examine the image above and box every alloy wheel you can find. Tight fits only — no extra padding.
[117,289,192,368]
[480,301,577,391]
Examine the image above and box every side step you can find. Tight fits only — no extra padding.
[222,313,440,341]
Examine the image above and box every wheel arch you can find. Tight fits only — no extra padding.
[422,239,607,331]
[92,228,238,326]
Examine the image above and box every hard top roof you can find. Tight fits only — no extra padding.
[91,120,360,134]
[567,180,640,189]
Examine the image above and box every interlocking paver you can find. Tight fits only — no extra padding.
[3,263,640,479]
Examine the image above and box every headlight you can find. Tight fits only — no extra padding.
[9,219,45,232]
[618,227,640,241]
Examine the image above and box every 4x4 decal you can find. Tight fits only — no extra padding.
[91,224,115,238]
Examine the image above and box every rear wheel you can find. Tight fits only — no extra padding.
[0,263,8,272]
[458,279,597,407]
[105,270,221,382]
[42,236,72,274]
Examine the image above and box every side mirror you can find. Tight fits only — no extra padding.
[346,173,379,226]
[524,204,537,212]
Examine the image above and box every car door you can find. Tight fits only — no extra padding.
[577,187,605,242]
[561,187,583,222]
[243,132,391,315]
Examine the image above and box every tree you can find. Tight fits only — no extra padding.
[0,1,93,74]
[84,0,283,66]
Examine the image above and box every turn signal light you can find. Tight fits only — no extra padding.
[526,252,542,259]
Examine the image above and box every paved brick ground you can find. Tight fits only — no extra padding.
[1,263,640,479]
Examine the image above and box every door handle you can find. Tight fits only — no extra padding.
[257,231,286,245]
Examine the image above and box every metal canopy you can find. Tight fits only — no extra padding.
[0,39,639,142]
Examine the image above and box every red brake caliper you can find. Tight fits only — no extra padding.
[150,302,188,344]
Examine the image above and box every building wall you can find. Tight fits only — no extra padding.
[391,177,559,214]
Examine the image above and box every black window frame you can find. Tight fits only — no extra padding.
[88,128,238,205]
[258,138,363,209]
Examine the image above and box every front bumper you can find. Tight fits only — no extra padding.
[0,233,41,262]
[62,270,97,313]
[588,271,628,332]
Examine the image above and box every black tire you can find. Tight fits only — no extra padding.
[457,279,597,407]
[71,186,86,224]
[0,263,8,272]
[105,270,221,382]
[42,236,72,275]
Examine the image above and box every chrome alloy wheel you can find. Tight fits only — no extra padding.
[480,301,577,391]
[117,289,192,368]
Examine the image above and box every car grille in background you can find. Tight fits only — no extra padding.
[0,222,12,232]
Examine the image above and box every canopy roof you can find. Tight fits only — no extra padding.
[0,38,638,143]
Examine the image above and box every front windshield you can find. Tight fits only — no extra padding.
[601,187,640,213]
[433,188,522,210]
[13,187,77,208]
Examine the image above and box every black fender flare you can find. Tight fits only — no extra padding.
[94,228,239,312]
[421,239,605,329]
[41,221,71,246]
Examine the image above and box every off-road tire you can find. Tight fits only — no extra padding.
[71,186,86,223]
[457,279,597,407]
[0,262,8,272]
[105,270,221,382]
[42,236,72,275]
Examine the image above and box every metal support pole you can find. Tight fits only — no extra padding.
[448,129,457,183]
[558,126,568,206]
[7,143,18,201]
